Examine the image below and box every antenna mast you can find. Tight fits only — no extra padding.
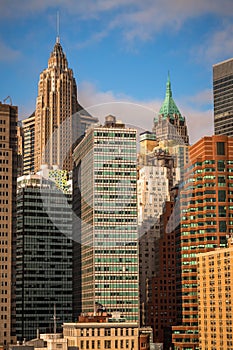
[51,303,59,334]
[56,11,60,43]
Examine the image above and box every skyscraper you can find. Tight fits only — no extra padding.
[34,38,78,172]
[16,172,73,341]
[197,238,233,350]
[213,58,233,137]
[22,113,35,175]
[172,135,233,349]
[0,102,18,348]
[153,74,189,146]
[73,115,139,322]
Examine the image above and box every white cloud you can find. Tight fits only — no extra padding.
[78,81,213,145]
[1,0,233,40]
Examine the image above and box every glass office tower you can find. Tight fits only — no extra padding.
[16,173,72,341]
[213,58,233,137]
[73,115,139,322]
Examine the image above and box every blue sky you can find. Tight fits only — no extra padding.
[1,0,233,144]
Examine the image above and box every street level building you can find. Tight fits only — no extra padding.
[63,313,151,349]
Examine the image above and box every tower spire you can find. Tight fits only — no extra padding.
[166,70,172,98]
[56,11,60,44]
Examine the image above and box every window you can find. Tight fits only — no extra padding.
[217,142,225,155]
[104,340,111,349]
[218,160,225,171]
[219,206,226,217]
[218,190,226,202]
[105,329,111,336]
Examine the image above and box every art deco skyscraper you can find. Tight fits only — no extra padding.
[34,38,78,172]
[0,102,18,348]
[213,58,233,137]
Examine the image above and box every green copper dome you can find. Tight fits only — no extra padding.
[158,72,184,120]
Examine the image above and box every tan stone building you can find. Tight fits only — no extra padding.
[63,313,140,349]
[34,38,78,172]
[197,238,233,350]
[0,102,18,348]
[63,322,139,349]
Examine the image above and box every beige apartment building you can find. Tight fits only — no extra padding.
[197,238,233,350]
[0,102,18,348]
[63,321,139,349]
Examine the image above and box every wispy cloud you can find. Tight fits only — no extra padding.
[78,81,213,144]
[192,21,233,64]
[180,89,213,108]
[1,0,233,39]
[0,39,21,62]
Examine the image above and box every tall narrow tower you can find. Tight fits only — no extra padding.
[153,73,189,145]
[0,102,18,348]
[73,116,139,322]
[34,39,78,172]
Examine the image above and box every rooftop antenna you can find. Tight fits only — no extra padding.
[56,11,60,43]
[51,303,60,334]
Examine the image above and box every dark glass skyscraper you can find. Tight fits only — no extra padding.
[16,173,72,341]
[213,58,233,137]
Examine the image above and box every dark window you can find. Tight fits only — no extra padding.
[218,190,226,202]
[219,221,227,233]
[217,142,225,155]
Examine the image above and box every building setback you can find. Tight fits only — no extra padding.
[197,238,233,350]
[16,174,72,341]
[172,135,233,349]
[73,115,139,322]
[0,102,18,348]
[213,58,233,137]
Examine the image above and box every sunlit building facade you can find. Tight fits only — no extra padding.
[197,238,233,350]
[213,58,233,137]
[0,103,18,348]
[73,115,139,322]
[172,135,233,349]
